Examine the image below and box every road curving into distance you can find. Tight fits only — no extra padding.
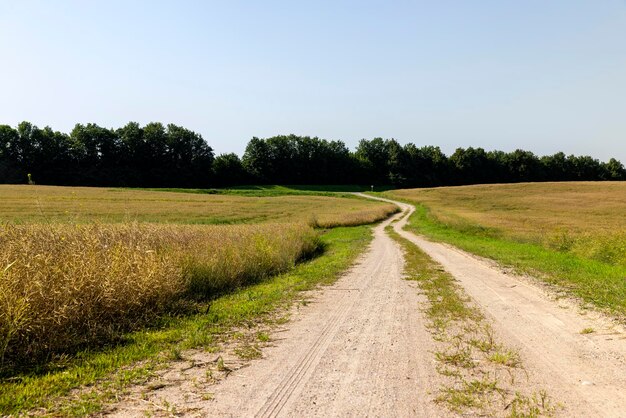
[204,204,446,417]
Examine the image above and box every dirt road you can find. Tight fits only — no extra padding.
[365,194,626,417]
[204,209,446,417]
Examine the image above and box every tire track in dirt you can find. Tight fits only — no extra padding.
[362,194,626,417]
[254,282,356,417]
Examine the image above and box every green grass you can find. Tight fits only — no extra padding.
[0,225,372,416]
[385,225,480,332]
[136,184,372,197]
[137,184,397,197]
[224,184,394,193]
[393,201,626,317]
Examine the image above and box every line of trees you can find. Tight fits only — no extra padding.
[1,122,624,188]
[0,121,213,187]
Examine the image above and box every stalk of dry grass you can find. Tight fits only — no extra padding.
[0,222,318,367]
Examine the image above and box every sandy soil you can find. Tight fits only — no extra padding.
[107,209,447,417]
[365,194,626,418]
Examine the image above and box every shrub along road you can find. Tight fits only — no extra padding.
[109,196,626,417]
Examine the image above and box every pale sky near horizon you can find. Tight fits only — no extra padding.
[1,1,625,162]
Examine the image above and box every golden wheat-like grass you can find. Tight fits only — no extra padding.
[0,185,397,367]
[0,222,318,365]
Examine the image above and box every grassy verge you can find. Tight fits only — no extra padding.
[391,199,626,318]
[387,226,555,416]
[0,225,372,416]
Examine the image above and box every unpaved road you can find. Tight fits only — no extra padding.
[203,209,446,417]
[110,196,626,417]
[365,194,626,418]
[110,207,447,417]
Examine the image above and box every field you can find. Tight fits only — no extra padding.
[1,225,373,415]
[390,182,626,233]
[0,185,396,227]
[0,184,398,414]
[387,182,626,315]
[0,222,318,364]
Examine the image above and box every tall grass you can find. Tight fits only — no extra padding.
[0,222,318,368]
[312,206,399,228]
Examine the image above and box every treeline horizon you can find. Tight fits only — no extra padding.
[1,121,624,188]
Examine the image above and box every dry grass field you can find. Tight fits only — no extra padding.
[0,185,396,368]
[391,182,626,266]
[0,185,397,227]
[0,222,317,364]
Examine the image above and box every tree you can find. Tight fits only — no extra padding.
[242,137,271,183]
[387,139,409,186]
[213,153,249,186]
[1,121,623,188]
[165,124,214,187]
[355,138,390,185]
[241,135,356,185]
[567,155,604,181]
[602,158,626,180]
[0,125,21,183]
[504,149,544,182]
[411,145,449,187]
[69,123,119,185]
[541,152,570,181]
[449,147,493,185]
[14,121,38,170]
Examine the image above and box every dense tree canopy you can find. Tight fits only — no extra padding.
[0,122,624,188]
[242,135,356,184]
[0,122,213,187]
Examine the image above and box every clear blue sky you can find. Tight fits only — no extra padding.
[1,0,625,162]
